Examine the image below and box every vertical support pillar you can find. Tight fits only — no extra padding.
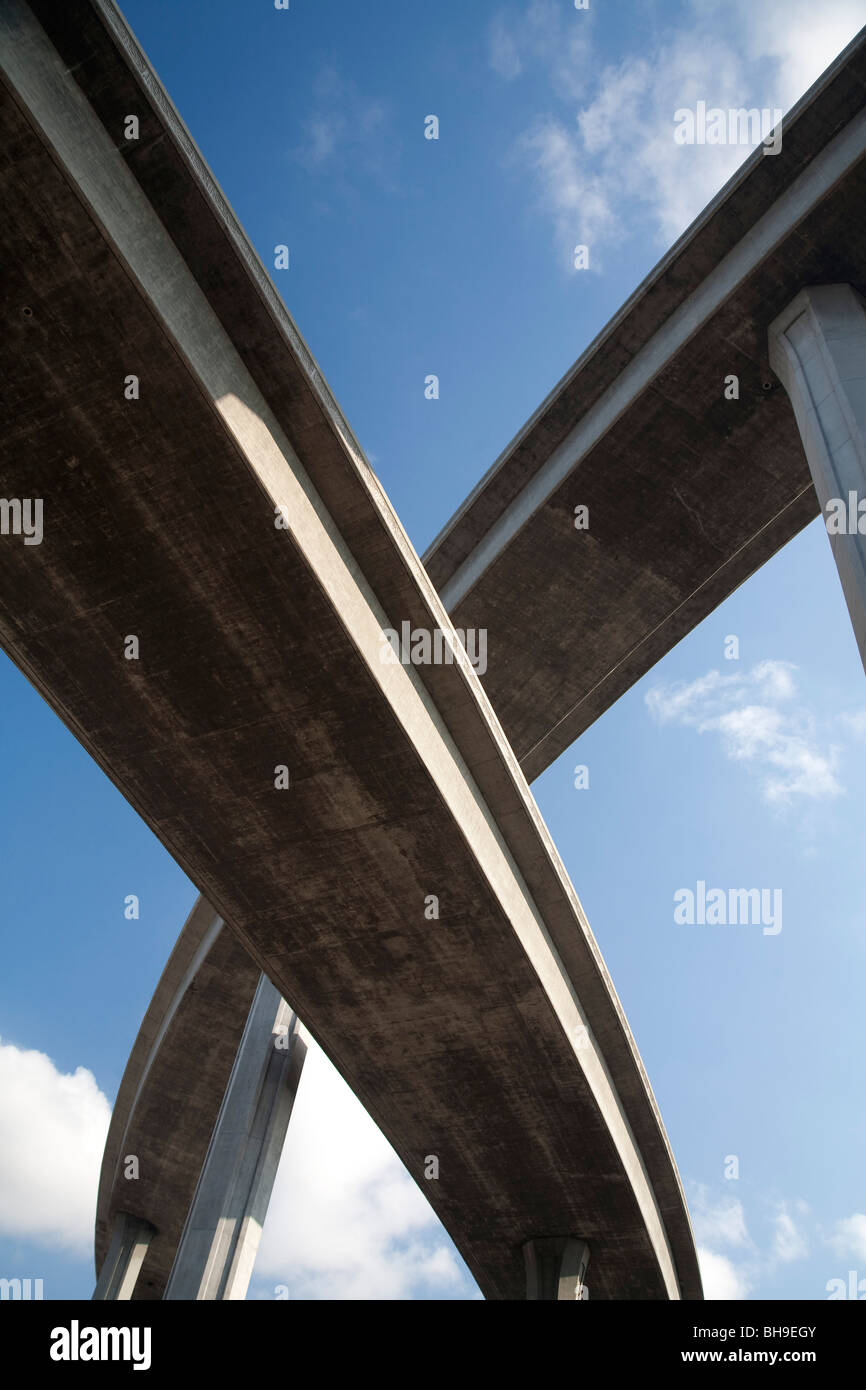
[92,1211,156,1300]
[523,1238,590,1300]
[164,974,307,1300]
[769,284,866,671]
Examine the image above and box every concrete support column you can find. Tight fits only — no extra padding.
[164,974,307,1300]
[93,1212,156,1300]
[769,284,866,671]
[523,1238,590,1300]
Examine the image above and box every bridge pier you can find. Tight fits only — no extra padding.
[769,284,866,673]
[92,1212,156,1300]
[523,1238,590,1300]
[164,975,306,1300]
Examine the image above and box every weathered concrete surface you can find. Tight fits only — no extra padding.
[426,31,866,780]
[769,284,866,671]
[1,1,700,1300]
[92,35,866,1298]
[94,898,261,1300]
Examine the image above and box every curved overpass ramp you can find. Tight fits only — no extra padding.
[1,0,700,1298]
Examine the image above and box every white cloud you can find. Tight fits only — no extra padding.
[771,1201,810,1263]
[840,709,866,741]
[254,1039,476,1300]
[517,119,618,263]
[690,1186,812,1297]
[718,0,866,101]
[827,1212,866,1262]
[691,1187,750,1249]
[489,14,522,80]
[0,1039,110,1254]
[691,1187,753,1298]
[291,67,394,192]
[645,661,842,806]
[698,1245,752,1299]
[500,0,863,265]
[487,1,593,102]
[752,660,797,702]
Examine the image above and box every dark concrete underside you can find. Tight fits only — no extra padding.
[95,900,260,1300]
[1,2,700,1301]
[426,32,866,780]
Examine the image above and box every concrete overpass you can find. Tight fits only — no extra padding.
[85,20,866,1300]
[425,29,866,779]
[1,0,701,1300]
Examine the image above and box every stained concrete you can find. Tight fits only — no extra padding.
[1,0,700,1300]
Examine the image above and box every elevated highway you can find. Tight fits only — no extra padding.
[1,0,701,1300]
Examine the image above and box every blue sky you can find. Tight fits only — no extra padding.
[2,0,865,1301]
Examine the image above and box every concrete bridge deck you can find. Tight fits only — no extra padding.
[1,0,701,1300]
[87,27,866,1299]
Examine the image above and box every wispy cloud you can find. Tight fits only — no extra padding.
[827,1212,866,1262]
[645,660,843,806]
[772,1200,810,1263]
[517,119,618,258]
[490,0,864,267]
[489,13,523,81]
[839,709,866,741]
[290,66,397,195]
[487,1,593,102]
[690,1186,813,1298]
[691,1186,754,1298]
[692,1186,750,1249]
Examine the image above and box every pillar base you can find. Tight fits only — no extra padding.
[523,1237,590,1300]
[93,1212,156,1300]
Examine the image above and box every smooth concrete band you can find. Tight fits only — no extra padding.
[164,976,307,1300]
[524,1238,590,1300]
[92,1212,156,1300]
[769,284,866,672]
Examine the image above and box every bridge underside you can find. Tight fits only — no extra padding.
[0,0,701,1301]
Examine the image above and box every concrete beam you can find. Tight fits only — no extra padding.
[165,977,306,1300]
[769,284,866,672]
